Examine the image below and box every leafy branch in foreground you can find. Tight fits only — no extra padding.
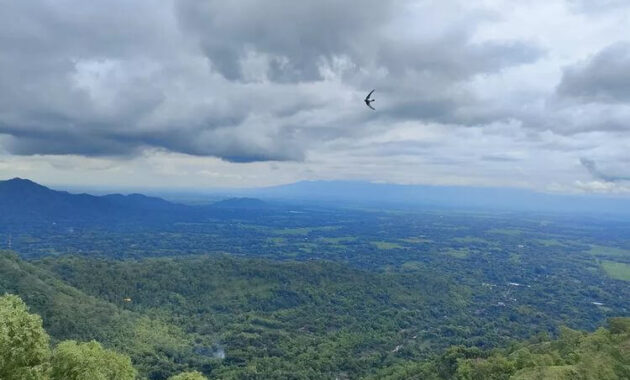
[0,294,208,380]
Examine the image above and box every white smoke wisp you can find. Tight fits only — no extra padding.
[213,346,226,359]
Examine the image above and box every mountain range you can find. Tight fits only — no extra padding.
[215,180,630,215]
[2,178,630,225]
[0,178,271,226]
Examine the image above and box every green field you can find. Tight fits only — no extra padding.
[401,261,424,270]
[589,245,629,258]
[266,237,287,245]
[400,237,432,244]
[509,253,521,265]
[318,236,358,244]
[444,248,469,259]
[486,228,522,236]
[371,241,404,250]
[601,261,630,281]
[536,239,566,247]
[274,227,313,235]
[452,236,489,244]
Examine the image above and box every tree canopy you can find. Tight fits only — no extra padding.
[0,294,213,380]
[0,294,50,380]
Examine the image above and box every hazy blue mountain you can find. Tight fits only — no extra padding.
[0,178,186,225]
[0,178,281,231]
[245,180,630,215]
[3,178,630,223]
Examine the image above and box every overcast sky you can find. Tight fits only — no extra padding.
[0,0,629,193]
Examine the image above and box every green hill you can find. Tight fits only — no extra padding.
[371,318,630,379]
[0,252,210,379]
[35,254,464,379]
[3,251,629,379]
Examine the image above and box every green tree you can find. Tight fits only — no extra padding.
[168,371,208,380]
[456,355,515,380]
[608,317,630,334]
[0,294,51,380]
[50,340,136,380]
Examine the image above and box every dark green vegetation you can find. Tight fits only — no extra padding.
[0,293,207,380]
[0,294,136,380]
[2,249,629,379]
[370,318,630,379]
[3,288,629,380]
[2,252,463,378]
[1,179,629,378]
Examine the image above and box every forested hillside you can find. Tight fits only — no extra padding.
[1,251,628,378]
[0,253,218,378]
[371,318,630,379]
[32,253,463,378]
[0,293,206,380]
[2,290,628,379]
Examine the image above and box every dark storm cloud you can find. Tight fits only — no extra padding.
[558,42,630,103]
[175,0,392,82]
[177,1,541,83]
[0,0,543,162]
[580,158,630,182]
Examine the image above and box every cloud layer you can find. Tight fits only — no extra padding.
[0,0,629,193]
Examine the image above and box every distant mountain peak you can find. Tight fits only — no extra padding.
[4,177,47,187]
[0,177,54,194]
[0,178,182,223]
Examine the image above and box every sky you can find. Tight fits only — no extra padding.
[0,0,629,193]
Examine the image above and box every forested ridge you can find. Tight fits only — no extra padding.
[1,290,628,379]
[370,318,630,379]
[2,251,629,379]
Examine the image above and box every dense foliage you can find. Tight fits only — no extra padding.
[0,294,50,379]
[0,294,211,380]
[0,294,135,380]
[3,292,628,379]
[371,318,630,379]
[32,254,465,378]
[0,249,627,378]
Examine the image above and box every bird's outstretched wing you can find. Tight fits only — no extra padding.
[365,89,375,101]
[366,102,375,110]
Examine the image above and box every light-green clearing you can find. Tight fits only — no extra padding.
[487,228,522,236]
[589,245,629,258]
[298,243,318,253]
[536,239,566,247]
[601,261,630,281]
[509,253,522,265]
[400,237,432,244]
[444,248,469,259]
[401,261,424,270]
[371,241,404,250]
[266,237,287,245]
[318,237,357,244]
[274,227,312,236]
[453,236,489,244]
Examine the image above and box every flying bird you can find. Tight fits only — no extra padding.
[364,89,375,110]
